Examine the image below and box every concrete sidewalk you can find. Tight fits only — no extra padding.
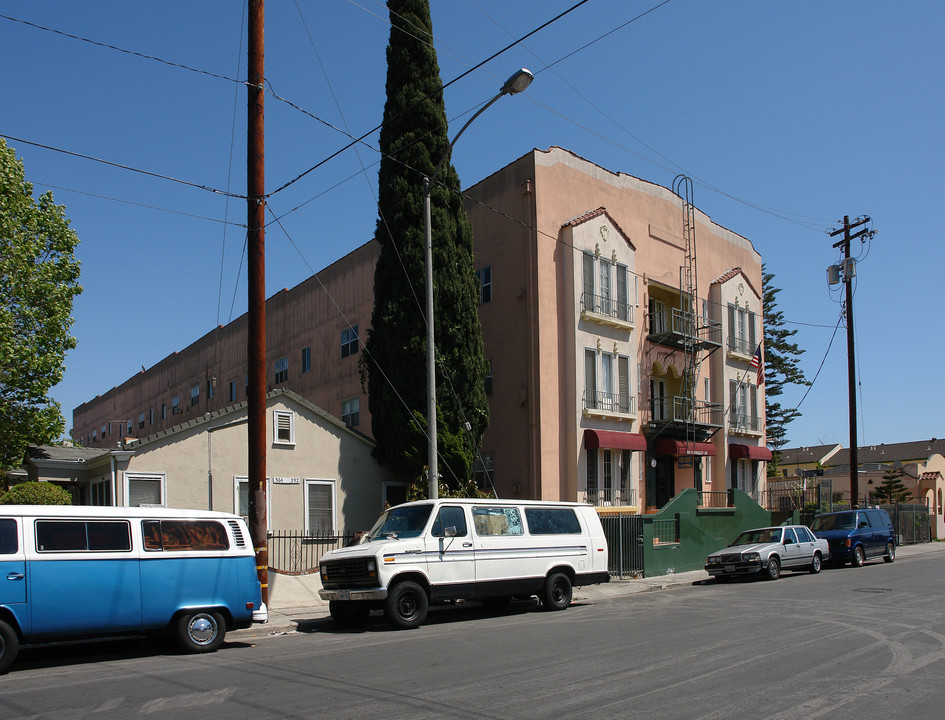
[232,540,945,640]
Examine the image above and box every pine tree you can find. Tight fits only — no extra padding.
[362,0,489,491]
[762,266,808,474]
[872,468,911,504]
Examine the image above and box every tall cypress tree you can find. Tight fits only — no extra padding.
[362,0,489,490]
[763,265,809,471]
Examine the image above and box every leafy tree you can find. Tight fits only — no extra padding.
[0,138,82,472]
[0,481,71,505]
[871,468,911,504]
[762,266,808,475]
[362,0,489,491]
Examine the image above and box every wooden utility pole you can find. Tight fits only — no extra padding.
[247,0,268,605]
[829,215,872,509]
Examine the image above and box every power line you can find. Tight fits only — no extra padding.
[1,133,245,199]
[0,12,244,85]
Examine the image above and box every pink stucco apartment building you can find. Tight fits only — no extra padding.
[73,147,770,510]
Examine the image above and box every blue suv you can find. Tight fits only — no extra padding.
[811,509,896,567]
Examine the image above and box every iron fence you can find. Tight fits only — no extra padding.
[697,491,731,508]
[267,531,359,573]
[879,501,930,545]
[599,512,644,578]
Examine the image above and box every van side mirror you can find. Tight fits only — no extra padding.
[445,526,457,538]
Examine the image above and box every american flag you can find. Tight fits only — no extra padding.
[750,344,764,385]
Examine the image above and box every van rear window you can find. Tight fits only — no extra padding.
[36,520,132,552]
[143,520,229,551]
[525,508,582,535]
[0,519,18,554]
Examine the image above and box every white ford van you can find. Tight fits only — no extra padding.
[318,499,609,629]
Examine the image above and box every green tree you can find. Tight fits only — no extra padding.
[0,139,82,472]
[762,266,808,475]
[871,468,911,504]
[361,0,489,491]
[0,481,71,505]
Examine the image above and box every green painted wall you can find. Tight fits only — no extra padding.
[643,489,771,577]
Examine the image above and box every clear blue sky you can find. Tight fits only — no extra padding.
[2,0,942,450]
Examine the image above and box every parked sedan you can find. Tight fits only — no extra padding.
[705,525,830,581]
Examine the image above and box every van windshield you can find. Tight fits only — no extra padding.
[368,505,434,540]
[811,514,856,531]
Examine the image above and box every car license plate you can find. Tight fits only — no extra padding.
[724,565,735,573]
[337,590,350,600]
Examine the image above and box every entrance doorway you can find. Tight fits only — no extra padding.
[645,456,675,509]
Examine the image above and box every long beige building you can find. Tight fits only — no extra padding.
[73,147,770,512]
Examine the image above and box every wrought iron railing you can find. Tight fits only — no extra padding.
[581,292,634,324]
[650,397,723,427]
[729,411,761,433]
[582,487,637,508]
[267,531,359,573]
[584,390,635,415]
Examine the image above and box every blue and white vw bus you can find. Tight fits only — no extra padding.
[0,505,267,673]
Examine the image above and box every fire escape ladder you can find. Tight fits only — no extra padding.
[673,174,701,447]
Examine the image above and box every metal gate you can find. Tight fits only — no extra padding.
[600,513,644,578]
[880,502,931,545]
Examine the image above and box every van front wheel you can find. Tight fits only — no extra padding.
[176,611,226,653]
[0,619,19,675]
[384,581,428,629]
[541,572,572,611]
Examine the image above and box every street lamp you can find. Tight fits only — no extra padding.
[423,68,533,499]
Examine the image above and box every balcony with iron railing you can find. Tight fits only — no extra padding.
[583,390,636,419]
[647,308,722,351]
[580,292,635,330]
[727,335,756,359]
[581,486,637,509]
[729,410,762,435]
[649,396,724,429]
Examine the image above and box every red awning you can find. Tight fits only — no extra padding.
[584,429,648,451]
[653,439,716,457]
[729,443,773,461]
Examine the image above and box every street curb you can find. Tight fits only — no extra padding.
[229,541,945,640]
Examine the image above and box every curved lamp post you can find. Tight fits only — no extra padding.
[423,68,533,499]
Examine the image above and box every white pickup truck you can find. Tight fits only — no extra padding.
[318,498,610,629]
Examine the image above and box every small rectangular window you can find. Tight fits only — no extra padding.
[142,520,229,551]
[36,520,131,552]
[341,398,360,428]
[306,481,335,535]
[138,413,145,430]
[0,519,19,554]
[171,395,180,414]
[341,325,359,358]
[229,380,236,403]
[302,345,312,373]
[274,356,288,384]
[525,508,582,535]
[207,378,214,400]
[476,266,492,304]
[190,385,200,407]
[128,475,164,507]
[484,359,493,396]
[472,506,523,536]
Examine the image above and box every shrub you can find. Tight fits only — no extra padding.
[0,482,72,505]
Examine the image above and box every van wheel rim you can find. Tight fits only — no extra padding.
[189,615,217,645]
[398,595,419,620]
